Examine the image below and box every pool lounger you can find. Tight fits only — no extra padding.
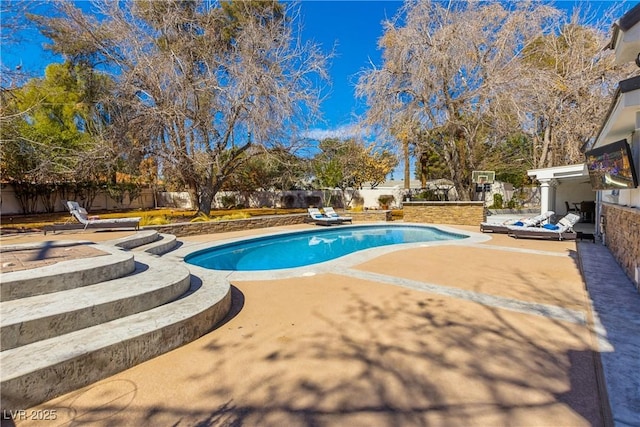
[480,210,555,234]
[507,213,580,241]
[307,207,341,226]
[323,207,352,224]
[480,223,510,233]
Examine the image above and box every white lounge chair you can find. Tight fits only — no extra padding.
[508,213,580,241]
[44,201,141,234]
[480,211,554,233]
[307,207,340,226]
[322,207,352,223]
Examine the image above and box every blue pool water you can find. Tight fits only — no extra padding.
[185,225,467,271]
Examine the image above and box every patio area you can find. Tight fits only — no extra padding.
[2,223,638,426]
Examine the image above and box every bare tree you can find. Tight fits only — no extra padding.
[0,0,43,88]
[357,0,561,200]
[30,0,329,214]
[521,9,635,168]
[359,1,637,199]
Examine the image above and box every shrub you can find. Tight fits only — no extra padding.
[220,194,237,209]
[213,212,251,221]
[413,190,440,201]
[490,194,504,209]
[378,194,395,208]
[140,215,170,226]
[190,212,211,222]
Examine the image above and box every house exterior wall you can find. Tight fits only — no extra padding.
[602,127,640,289]
[601,203,640,291]
[555,181,596,215]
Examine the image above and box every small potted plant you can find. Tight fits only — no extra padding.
[378,195,395,210]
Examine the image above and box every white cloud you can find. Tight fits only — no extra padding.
[301,123,365,141]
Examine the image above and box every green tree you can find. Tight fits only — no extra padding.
[30,0,329,215]
[484,133,533,189]
[222,146,309,206]
[1,62,119,212]
[313,138,397,207]
[415,143,448,188]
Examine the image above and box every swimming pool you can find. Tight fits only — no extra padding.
[185,225,468,271]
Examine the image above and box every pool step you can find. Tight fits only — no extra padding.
[1,252,191,351]
[133,233,179,255]
[0,243,135,302]
[0,237,232,411]
[105,230,179,255]
[104,229,160,250]
[0,271,231,410]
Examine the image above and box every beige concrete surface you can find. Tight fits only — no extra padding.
[5,224,608,426]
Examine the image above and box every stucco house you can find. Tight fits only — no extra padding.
[526,4,640,289]
[588,3,640,290]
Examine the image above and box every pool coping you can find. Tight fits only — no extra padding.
[166,223,491,281]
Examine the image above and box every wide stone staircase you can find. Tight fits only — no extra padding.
[0,230,231,410]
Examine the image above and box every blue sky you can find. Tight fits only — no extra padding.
[297,1,403,140]
[296,0,632,141]
[2,1,403,139]
[3,1,634,145]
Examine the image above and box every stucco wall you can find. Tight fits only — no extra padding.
[555,181,595,216]
[402,201,486,226]
[602,203,640,290]
[0,186,155,215]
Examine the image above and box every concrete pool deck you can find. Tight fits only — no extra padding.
[2,223,639,426]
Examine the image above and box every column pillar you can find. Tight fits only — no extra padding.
[538,179,557,215]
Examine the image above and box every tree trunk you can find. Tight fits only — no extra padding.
[197,180,215,215]
[404,138,410,190]
[537,121,552,168]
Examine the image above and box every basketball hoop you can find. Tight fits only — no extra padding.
[472,170,494,203]
[471,171,495,185]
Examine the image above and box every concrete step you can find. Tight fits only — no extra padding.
[104,229,159,250]
[1,252,192,351]
[0,244,135,302]
[0,266,232,410]
[133,233,179,255]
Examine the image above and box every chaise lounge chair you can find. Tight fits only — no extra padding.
[480,211,554,234]
[44,201,141,235]
[508,213,580,241]
[306,207,341,226]
[322,207,353,224]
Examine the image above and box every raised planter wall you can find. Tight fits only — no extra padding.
[143,214,308,237]
[602,203,640,291]
[142,210,393,237]
[348,210,393,222]
[403,201,486,226]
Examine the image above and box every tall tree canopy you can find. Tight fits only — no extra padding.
[29,0,329,214]
[357,0,628,200]
[521,14,632,168]
[0,62,126,212]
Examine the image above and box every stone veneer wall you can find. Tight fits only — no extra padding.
[348,210,393,222]
[402,201,486,226]
[144,214,308,237]
[602,203,640,290]
[143,211,392,237]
